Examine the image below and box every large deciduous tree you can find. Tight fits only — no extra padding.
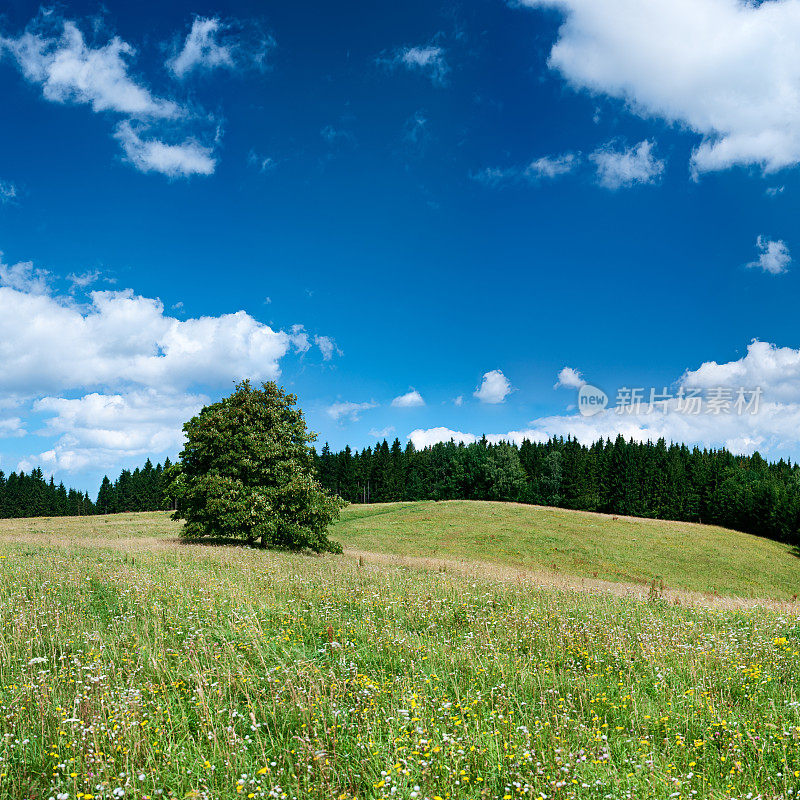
[166,381,344,553]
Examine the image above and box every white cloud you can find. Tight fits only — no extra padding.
[766,186,785,198]
[0,256,310,397]
[289,324,311,354]
[21,390,205,472]
[0,14,225,177]
[473,153,579,188]
[0,256,50,294]
[114,121,215,178]
[67,270,102,290]
[0,181,18,203]
[520,0,800,174]
[379,42,449,86]
[554,366,585,389]
[0,248,337,474]
[525,153,580,180]
[408,427,477,449]
[412,340,800,458]
[168,18,235,78]
[248,151,276,173]
[681,340,800,403]
[326,401,377,423]
[474,369,513,404]
[470,166,518,188]
[315,335,340,361]
[167,16,274,79]
[0,18,180,118]
[369,425,396,440]
[453,395,464,407]
[590,140,664,190]
[747,236,791,275]
[392,389,425,408]
[0,417,25,439]
[401,45,449,85]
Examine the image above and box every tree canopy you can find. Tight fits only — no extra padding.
[166,381,343,553]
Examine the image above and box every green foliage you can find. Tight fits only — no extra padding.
[0,467,94,518]
[167,380,344,553]
[484,441,527,501]
[314,434,800,546]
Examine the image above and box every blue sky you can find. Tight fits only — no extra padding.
[2,0,800,491]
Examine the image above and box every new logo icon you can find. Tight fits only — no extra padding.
[578,384,608,417]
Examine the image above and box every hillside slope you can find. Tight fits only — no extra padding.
[332,500,800,600]
[1,499,798,599]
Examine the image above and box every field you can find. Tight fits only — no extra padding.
[333,501,800,601]
[0,504,798,800]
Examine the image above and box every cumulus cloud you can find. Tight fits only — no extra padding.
[554,367,585,389]
[747,236,791,275]
[519,0,800,174]
[0,288,299,396]
[379,41,449,86]
[474,370,513,404]
[0,417,25,439]
[21,390,205,472]
[326,401,378,423]
[392,389,425,408]
[114,121,216,178]
[167,16,273,79]
[590,140,664,190]
[0,17,180,118]
[0,248,336,474]
[681,340,800,403]
[408,427,477,449]
[411,340,800,458]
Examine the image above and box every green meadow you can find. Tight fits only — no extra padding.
[0,504,798,800]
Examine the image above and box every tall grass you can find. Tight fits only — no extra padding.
[0,517,798,799]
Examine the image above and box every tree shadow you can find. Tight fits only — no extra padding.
[177,536,255,549]
[176,536,328,556]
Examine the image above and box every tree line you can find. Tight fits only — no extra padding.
[0,459,173,519]
[3,434,800,548]
[313,436,800,546]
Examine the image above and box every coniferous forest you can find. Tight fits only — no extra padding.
[2,436,800,547]
[0,459,172,519]
[312,436,800,546]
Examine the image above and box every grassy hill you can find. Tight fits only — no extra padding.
[0,505,798,798]
[332,500,800,600]
[3,499,799,599]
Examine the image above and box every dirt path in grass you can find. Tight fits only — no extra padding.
[345,548,800,615]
